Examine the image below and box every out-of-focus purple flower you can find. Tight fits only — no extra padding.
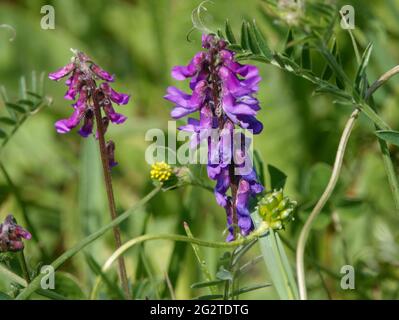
[164,34,264,241]
[49,50,130,137]
[0,215,31,252]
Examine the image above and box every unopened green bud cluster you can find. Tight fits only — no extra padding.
[257,189,296,230]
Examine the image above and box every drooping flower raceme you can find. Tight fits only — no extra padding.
[49,51,130,166]
[164,34,264,241]
[0,215,31,252]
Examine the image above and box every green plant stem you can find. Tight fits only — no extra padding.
[90,223,270,299]
[296,108,359,300]
[93,90,130,299]
[0,263,26,287]
[0,263,67,299]
[184,222,217,295]
[15,187,161,300]
[17,250,30,284]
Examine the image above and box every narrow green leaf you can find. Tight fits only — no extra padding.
[257,230,291,299]
[301,43,311,70]
[251,20,273,60]
[17,99,35,108]
[320,40,338,80]
[319,42,348,88]
[0,117,16,125]
[225,19,236,44]
[240,21,250,50]
[284,29,294,57]
[314,85,352,100]
[335,51,345,90]
[246,22,261,54]
[268,164,287,190]
[26,91,42,99]
[274,232,299,299]
[190,279,225,289]
[5,102,26,113]
[234,283,271,295]
[254,150,266,188]
[354,43,373,96]
[375,130,399,147]
[217,28,224,39]
[0,129,7,139]
[227,44,243,52]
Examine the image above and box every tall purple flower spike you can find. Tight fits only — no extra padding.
[0,215,31,252]
[49,50,130,138]
[164,34,264,241]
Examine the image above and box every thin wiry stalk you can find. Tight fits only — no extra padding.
[92,90,130,299]
[296,108,359,300]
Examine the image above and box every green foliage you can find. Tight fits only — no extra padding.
[1,0,399,301]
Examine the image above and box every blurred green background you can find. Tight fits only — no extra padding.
[1,0,399,299]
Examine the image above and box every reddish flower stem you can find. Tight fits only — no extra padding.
[92,89,130,299]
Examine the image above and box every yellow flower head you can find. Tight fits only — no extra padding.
[150,162,173,182]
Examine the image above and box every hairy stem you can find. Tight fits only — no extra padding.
[92,91,130,299]
[296,108,359,300]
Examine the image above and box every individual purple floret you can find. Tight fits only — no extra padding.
[164,34,264,241]
[0,215,31,252]
[49,50,130,138]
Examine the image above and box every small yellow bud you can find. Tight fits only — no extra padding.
[150,162,173,183]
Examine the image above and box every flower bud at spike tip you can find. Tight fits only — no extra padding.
[150,162,173,183]
[257,190,297,230]
[0,215,31,253]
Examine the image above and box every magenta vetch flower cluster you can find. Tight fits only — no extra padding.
[164,34,264,241]
[0,215,31,252]
[49,50,130,138]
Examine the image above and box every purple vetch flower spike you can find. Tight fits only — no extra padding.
[0,215,31,252]
[49,49,130,138]
[165,34,265,241]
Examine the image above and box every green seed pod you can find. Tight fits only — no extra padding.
[257,189,297,230]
